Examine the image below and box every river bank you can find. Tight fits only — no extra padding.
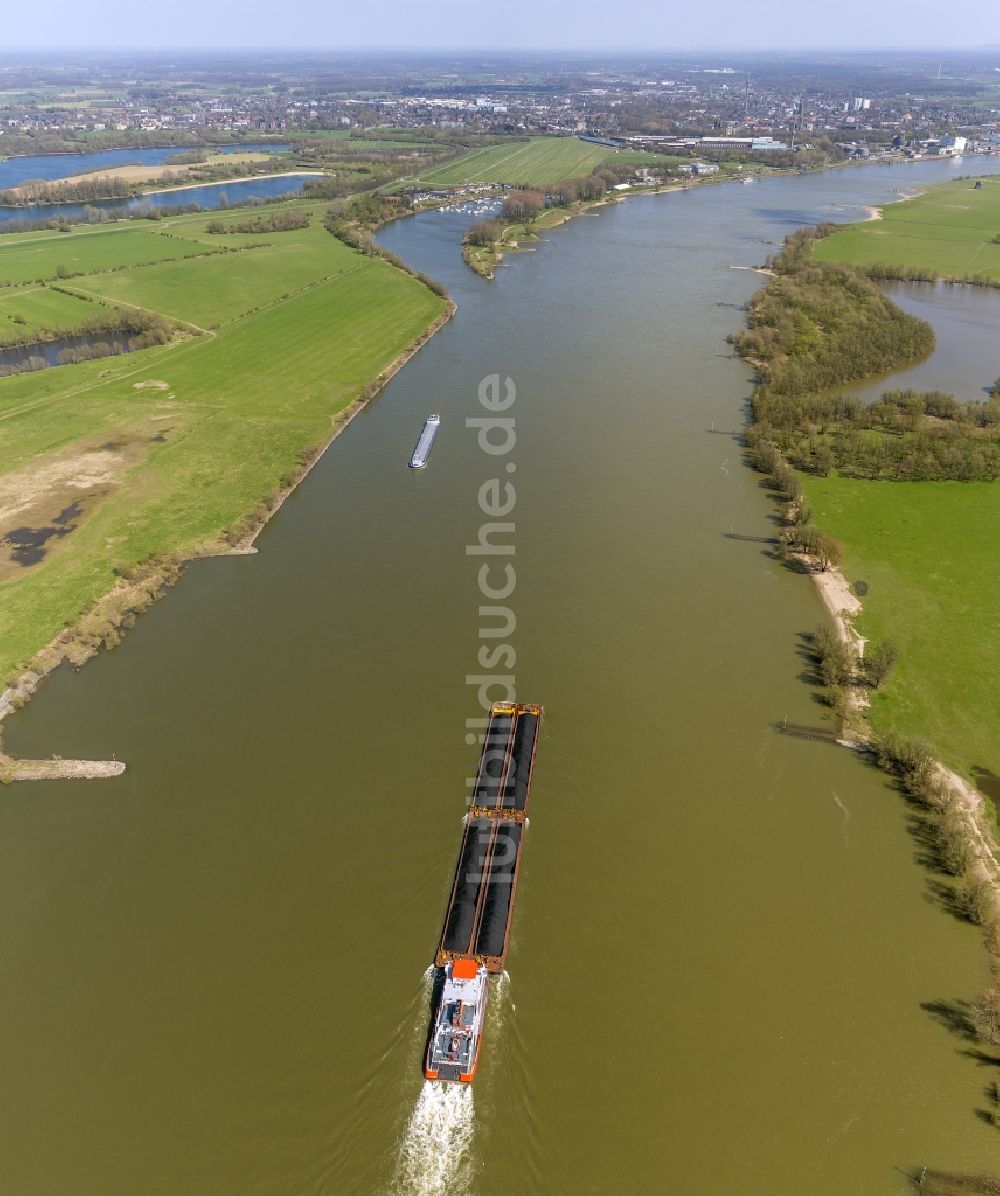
[0,296,455,765]
[806,554,1000,923]
[737,191,1000,985]
[0,205,452,756]
[455,145,973,280]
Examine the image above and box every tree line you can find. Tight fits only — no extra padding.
[0,176,136,206]
[863,261,1000,290]
[205,211,310,234]
[323,193,449,301]
[0,306,172,376]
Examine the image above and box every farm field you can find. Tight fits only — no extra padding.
[294,130,439,149]
[802,475,1000,784]
[0,203,447,682]
[814,175,1000,279]
[0,226,218,285]
[0,286,99,346]
[416,137,618,187]
[608,151,686,168]
[66,218,362,328]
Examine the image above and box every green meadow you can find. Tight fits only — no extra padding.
[0,286,98,346]
[0,226,217,285]
[805,177,1000,783]
[803,476,1000,781]
[814,176,1000,280]
[416,136,619,187]
[0,202,447,683]
[66,220,363,328]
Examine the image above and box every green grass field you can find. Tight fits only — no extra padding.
[608,151,686,169]
[0,204,447,683]
[814,176,1000,280]
[0,286,100,346]
[0,227,218,285]
[805,176,1000,784]
[417,137,618,187]
[66,220,361,328]
[802,476,1000,781]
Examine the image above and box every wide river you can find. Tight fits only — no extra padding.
[4,155,1000,1195]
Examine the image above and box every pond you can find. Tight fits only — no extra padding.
[0,143,291,190]
[0,172,322,230]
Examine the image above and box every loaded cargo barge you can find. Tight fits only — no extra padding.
[424,702,542,1084]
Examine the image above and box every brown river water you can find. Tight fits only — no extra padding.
[4,157,1000,1194]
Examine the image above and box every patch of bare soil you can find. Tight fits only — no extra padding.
[0,436,150,578]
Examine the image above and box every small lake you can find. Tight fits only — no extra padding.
[843,282,1000,402]
[0,172,320,231]
[0,143,290,190]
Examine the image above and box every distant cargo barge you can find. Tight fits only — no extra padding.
[408,413,440,469]
[425,702,543,1084]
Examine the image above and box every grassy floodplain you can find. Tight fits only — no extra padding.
[814,176,1000,281]
[802,476,1000,780]
[416,135,668,187]
[806,178,1000,781]
[0,199,447,688]
[0,287,100,346]
[0,227,218,285]
[64,220,363,328]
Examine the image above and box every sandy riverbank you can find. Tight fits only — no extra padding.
[141,170,325,198]
[862,188,925,222]
[805,555,1000,916]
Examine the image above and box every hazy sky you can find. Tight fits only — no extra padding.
[4,0,999,50]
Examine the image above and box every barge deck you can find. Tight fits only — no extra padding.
[435,702,542,973]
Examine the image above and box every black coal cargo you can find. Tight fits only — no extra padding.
[500,713,538,811]
[472,713,513,805]
[474,823,523,958]
[441,819,492,954]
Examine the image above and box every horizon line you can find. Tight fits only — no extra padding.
[1,43,999,54]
